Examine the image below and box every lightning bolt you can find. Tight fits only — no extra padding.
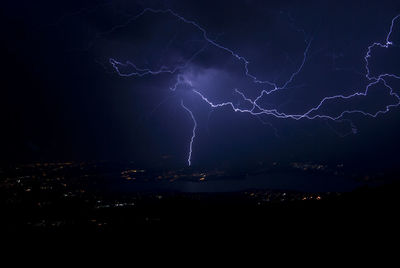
[180,100,197,166]
[107,8,400,166]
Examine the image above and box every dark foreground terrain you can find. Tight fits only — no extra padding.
[0,162,399,232]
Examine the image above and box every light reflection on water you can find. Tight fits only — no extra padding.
[113,173,380,193]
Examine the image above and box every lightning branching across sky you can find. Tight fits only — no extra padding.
[109,8,400,166]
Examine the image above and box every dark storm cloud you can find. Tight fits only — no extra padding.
[1,0,400,170]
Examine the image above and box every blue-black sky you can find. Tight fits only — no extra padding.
[1,0,400,170]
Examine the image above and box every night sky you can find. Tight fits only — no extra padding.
[2,0,400,170]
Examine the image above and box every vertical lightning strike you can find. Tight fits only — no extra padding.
[180,100,197,166]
